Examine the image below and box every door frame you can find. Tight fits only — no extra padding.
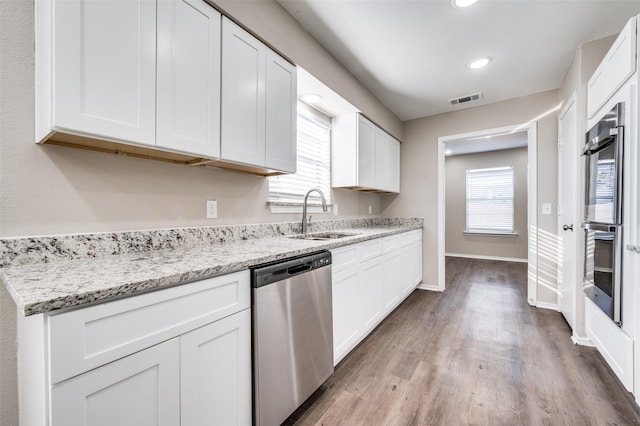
[437,122,538,305]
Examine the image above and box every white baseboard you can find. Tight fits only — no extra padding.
[535,301,559,311]
[571,335,594,347]
[417,283,441,292]
[445,252,528,263]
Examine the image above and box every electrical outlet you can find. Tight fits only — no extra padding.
[542,203,552,215]
[368,205,372,215]
[206,200,218,219]
[333,204,339,216]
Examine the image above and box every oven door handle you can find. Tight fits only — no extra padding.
[582,126,622,155]
[583,222,619,232]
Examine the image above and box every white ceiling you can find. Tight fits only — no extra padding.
[278,0,640,121]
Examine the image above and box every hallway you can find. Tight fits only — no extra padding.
[287,257,640,425]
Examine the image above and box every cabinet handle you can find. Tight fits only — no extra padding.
[563,224,574,232]
[627,244,640,254]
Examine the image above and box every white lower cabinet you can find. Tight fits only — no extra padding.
[331,230,422,365]
[51,339,181,426]
[360,257,383,334]
[18,271,252,426]
[332,266,362,363]
[180,310,252,426]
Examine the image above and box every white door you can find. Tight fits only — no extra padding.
[221,17,266,167]
[388,137,401,193]
[557,94,579,330]
[360,257,383,333]
[53,0,156,144]
[181,310,252,426]
[332,267,361,365]
[51,339,180,426]
[357,115,376,189]
[156,0,221,158]
[265,50,297,173]
[374,128,388,191]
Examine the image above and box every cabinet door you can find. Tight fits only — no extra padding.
[221,17,266,167]
[360,257,383,333]
[156,0,221,158]
[265,51,297,173]
[382,250,402,314]
[51,339,180,426]
[374,127,388,191]
[400,241,423,297]
[53,0,156,144]
[332,267,361,365]
[181,310,252,426]
[357,115,376,188]
[388,137,401,193]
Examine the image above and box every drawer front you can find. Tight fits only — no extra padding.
[404,229,423,245]
[48,270,250,384]
[382,234,402,253]
[358,238,382,262]
[331,245,359,273]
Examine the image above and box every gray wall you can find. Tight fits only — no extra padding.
[382,90,560,305]
[445,147,528,260]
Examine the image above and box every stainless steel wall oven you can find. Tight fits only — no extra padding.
[582,103,624,325]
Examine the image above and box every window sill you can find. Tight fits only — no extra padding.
[464,230,518,237]
[267,201,334,214]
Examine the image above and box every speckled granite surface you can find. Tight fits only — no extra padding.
[0,218,422,316]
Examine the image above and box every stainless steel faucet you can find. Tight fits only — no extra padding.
[302,188,328,234]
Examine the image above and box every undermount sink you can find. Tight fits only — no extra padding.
[289,232,359,241]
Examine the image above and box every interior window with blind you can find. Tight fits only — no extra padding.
[269,102,331,206]
[465,166,514,233]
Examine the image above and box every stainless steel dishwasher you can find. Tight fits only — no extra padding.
[251,251,333,426]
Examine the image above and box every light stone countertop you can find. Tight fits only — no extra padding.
[1,224,422,316]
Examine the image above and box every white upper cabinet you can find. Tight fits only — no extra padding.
[37,1,296,174]
[44,0,157,144]
[333,113,400,193]
[156,0,221,158]
[221,17,297,173]
[265,50,297,173]
[587,17,637,118]
[357,115,377,188]
[221,17,267,167]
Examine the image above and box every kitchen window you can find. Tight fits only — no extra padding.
[465,166,515,234]
[268,102,331,211]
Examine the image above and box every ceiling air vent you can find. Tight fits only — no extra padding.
[449,91,483,106]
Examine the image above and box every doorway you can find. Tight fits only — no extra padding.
[437,123,538,305]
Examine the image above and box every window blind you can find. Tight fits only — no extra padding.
[466,166,514,232]
[268,102,331,204]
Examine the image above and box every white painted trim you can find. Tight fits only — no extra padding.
[445,252,527,263]
[535,301,559,311]
[417,283,441,292]
[571,335,595,347]
[438,122,538,303]
[269,204,333,214]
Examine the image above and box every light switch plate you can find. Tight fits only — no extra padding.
[542,203,552,215]
[333,204,339,216]
[206,200,218,219]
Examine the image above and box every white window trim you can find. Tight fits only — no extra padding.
[268,102,332,213]
[465,165,515,233]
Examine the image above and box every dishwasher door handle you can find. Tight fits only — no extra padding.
[287,263,312,275]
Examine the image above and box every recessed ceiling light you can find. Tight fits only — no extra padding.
[445,149,453,156]
[452,0,478,8]
[301,93,322,104]
[468,57,491,69]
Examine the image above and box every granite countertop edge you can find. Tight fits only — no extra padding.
[2,225,422,316]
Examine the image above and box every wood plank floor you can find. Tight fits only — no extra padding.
[285,257,640,425]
